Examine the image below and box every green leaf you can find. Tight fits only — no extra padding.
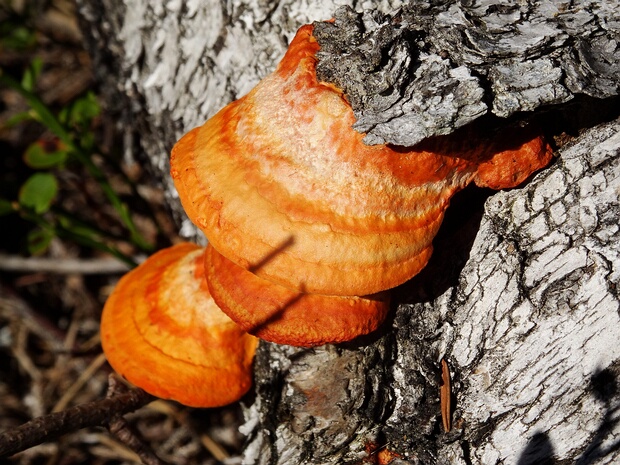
[5,110,35,127]
[0,73,77,152]
[21,57,43,92]
[27,227,54,256]
[18,172,58,214]
[0,198,16,216]
[66,91,100,128]
[57,214,100,240]
[0,25,36,50]
[79,131,95,152]
[23,141,68,169]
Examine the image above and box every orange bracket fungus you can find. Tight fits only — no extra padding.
[204,244,390,347]
[170,24,552,298]
[101,243,258,407]
[101,19,554,413]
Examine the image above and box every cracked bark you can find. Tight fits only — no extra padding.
[76,1,620,464]
[240,117,620,464]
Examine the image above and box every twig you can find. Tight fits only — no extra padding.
[105,376,171,465]
[0,286,67,350]
[17,209,140,267]
[52,353,108,413]
[200,434,230,462]
[440,358,452,433]
[108,416,170,465]
[0,254,133,274]
[0,383,153,458]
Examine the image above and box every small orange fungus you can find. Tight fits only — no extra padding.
[101,243,258,408]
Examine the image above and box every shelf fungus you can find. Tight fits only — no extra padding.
[170,24,553,297]
[100,243,258,407]
[204,244,390,347]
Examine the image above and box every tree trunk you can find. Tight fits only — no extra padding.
[241,117,620,465]
[76,1,620,464]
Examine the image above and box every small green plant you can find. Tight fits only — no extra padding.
[0,58,159,266]
[0,8,37,52]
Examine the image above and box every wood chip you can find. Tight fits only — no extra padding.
[440,358,451,433]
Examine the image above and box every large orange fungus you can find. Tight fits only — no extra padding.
[170,24,552,297]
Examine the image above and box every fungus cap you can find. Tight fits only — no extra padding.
[204,244,390,347]
[170,24,552,296]
[101,243,258,408]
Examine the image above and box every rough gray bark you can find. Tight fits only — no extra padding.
[76,1,620,464]
[315,3,620,146]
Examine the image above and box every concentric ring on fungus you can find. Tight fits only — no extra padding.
[171,24,552,296]
[101,243,258,407]
[204,244,390,347]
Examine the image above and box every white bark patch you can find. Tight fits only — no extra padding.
[452,118,620,463]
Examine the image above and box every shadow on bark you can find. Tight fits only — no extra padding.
[516,365,620,465]
[394,94,620,308]
[517,432,556,465]
[394,183,493,305]
[574,366,620,464]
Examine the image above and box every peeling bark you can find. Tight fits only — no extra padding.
[76,1,620,464]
